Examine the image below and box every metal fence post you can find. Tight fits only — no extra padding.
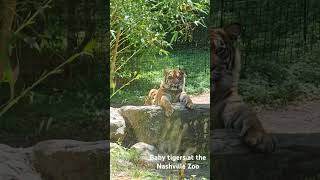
[220,0,224,27]
[303,0,308,46]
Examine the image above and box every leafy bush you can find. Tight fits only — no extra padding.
[110,48,209,106]
[110,0,209,97]
[239,47,320,106]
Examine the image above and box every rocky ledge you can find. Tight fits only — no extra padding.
[211,129,320,180]
[111,104,210,153]
[0,140,108,180]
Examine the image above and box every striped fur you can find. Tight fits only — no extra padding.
[211,23,275,153]
[144,69,193,117]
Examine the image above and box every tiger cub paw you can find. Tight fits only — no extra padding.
[180,94,193,109]
[185,99,193,109]
[165,105,174,117]
[244,131,275,153]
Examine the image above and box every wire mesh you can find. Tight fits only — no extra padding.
[210,0,320,73]
[110,16,210,105]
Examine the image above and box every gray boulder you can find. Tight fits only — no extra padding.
[110,107,126,142]
[131,142,159,166]
[33,140,108,180]
[0,144,41,180]
[211,129,320,180]
[120,104,210,153]
[0,140,108,180]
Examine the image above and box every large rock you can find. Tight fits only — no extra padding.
[211,129,320,180]
[110,107,126,142]
[33,140,108,180]
[0,140,109,180]
[131,142,159,166]
[120,104,209,153]
[0,144,42,180]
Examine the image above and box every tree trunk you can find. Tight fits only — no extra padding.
[110,31,121,94]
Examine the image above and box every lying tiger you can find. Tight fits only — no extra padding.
[210,23,275,153]
[144,68,193,117]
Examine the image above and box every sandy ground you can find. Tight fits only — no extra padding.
[190,93,210,104]
[191,93,320,134]
[257,100,320,134]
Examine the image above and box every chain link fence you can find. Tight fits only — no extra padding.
[210,1,320,179]
[172,16,210,87]
[210,0,320,68]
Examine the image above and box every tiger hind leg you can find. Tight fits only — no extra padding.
[144,89,158,105]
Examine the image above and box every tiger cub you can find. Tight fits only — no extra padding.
[210,23,275,153]
[144,68,193,117]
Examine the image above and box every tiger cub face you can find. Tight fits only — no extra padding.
[210,23,241,82]
[145,68,192,117]
[161,69,185,91]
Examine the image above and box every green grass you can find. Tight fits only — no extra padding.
[111,143,166,179]
[111,48,210,106]
[111,143,210,179]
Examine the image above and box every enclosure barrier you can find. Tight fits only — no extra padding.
[211,0,320,71]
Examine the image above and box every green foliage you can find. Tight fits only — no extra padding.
[1,0,52,101]
[111,143,210,179]
[0,88,106,140]
[110,0,209,97]
[239,46,320,106]
[212,0,320,105]
[110,49,209,106]
[110,143,174,179]
[0,0,106,146]
[0,52,91,118]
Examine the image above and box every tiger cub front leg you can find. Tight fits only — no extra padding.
[240,110,276,153]
[179,92,193,109]
[160,95,174,117]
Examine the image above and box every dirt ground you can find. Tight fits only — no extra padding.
[190,93,210,104]
[191,93,320,134]
[257,100,320,134]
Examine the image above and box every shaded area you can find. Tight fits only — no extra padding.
[210,0,320,105]
[211,129,320,180]
[258,99,320,133]
[0,0,107,147]
[0,140,108,180]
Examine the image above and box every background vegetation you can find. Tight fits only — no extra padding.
[211,0,320,106]
[110,0,210,106]
[0,0,106,146]
[110,0,210,179]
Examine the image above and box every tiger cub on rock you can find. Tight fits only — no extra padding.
[144,68,193,117]
[210,23,276,153]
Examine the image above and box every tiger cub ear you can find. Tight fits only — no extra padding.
[178,68,186,75]
[163,68,169,75]
[224,23,241,41]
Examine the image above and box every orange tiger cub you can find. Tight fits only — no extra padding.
[144,68,193,117]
